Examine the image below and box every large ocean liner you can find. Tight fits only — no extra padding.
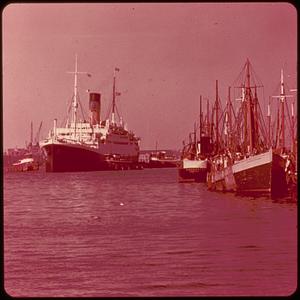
[40,56,140,172]
[207,59,288,198]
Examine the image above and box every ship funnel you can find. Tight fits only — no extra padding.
[89,92,101,125]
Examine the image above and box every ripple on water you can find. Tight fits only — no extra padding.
[4,168,297,297]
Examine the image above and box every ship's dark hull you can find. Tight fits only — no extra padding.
[233,151,288,198]
[147,159,178,168]
[270,152,289,198]
[178,167,207,183]
[208,150,288,198]
[6,162,40,172]
[177,159,208,183]
[42,143,138,172]
[234,161,272,195]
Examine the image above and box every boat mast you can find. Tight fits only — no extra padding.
[267,96,271,148]
[215,80,219,153]
[275,106,280,148]
[194,122,197,144]
[228,86,234,150]
[72,55,79,125]
[226,86,232,149]
[112,67,120,125]
[280,69,285,151]
[199,95,202,140]
[30,121,33,147]
[67,54,90,127]
[290,96,296,153]
[241,83,247,153]
[207,98,210,136]
[246,59,253,154]
[272,69,293,153]
[253,86,259,149]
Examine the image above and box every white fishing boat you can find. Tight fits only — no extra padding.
[178,96,213,183]
[10,154,39,172]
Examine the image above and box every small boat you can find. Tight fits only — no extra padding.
[177,136,211,183]
[148,151,179,168]
[269,69,297,201]
[9,154,39,172]
[178,96,213,183]
[4,121,45,172]
[178,156,208,183]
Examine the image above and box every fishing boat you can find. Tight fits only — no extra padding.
[40,56,140,172]
[207,59,288,199]
[4,121,45,172]
[270,69,297,200]
[178,96,213,183]
[8,154,39,172]
[178,152,208,183]
[285,147,297,201]
[148,151,179,168]
[138,149,179,168]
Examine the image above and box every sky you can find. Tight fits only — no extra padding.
[2,2,297,151]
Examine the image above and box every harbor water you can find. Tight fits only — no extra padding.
[4,168,297,297]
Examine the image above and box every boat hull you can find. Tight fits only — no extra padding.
[178,167,207,183]
[270,152,289,198]
[8,162,40,172]
[233,150,288,198]
[207,150,288,198]
[207,169,227,191]
[42,142,138,172]
[233,160,272,195]
[148,159,178,168]
[178,159,207,183]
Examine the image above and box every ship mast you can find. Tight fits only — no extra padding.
[267,96,271,148]
[272,69,293,153]
[245,59,254,154]
[67,54,90,127]
[228,86,233,150]
[194,122,197,144]
[241,84,247,153]
[290,88,297,153]
[253,86,259,149]
[235,59,264,154]
[225,87,232,148]
[207,98,210,136]
[199,95,202,140]
[291,99,296,154]
[111,67,120,125]
[215,80,219,153]
[280,69,285,151]
[30,121,33,147]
